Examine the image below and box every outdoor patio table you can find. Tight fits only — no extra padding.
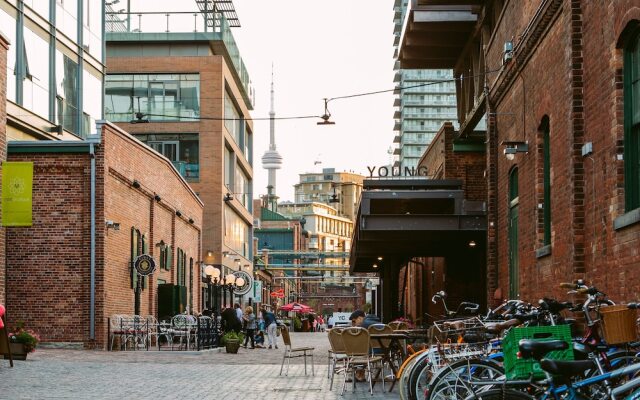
[369,332,409,392]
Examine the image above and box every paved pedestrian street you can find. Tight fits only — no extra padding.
[0,332,401,400]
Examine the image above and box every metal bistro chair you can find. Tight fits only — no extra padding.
[339,327,383,395]
[368,324,395,391]
[109,315,127,351]
[327,328,348,390]
[170,315,194,350]
[388,321,409,331]
[279,325,315,376]
[146,315,172,350]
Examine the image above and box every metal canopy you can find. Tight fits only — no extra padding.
[195,0,241,27]
[350,179,486,273]
[398,0,481,69]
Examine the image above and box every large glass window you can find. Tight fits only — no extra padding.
[105,74,200,122]
[224,207,249,257]
[24,0,49,20]
[135,133,200,180]
[235,166,249,208]
[624,30,640,211]
[55,50,79,134]
[83,0,103,61]
[22,26,50,119]
[224,88,243,144]
[56,0,78,42]
[0,8,17,102]
[83,67,102,136]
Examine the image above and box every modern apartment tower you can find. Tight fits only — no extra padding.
[392,0,457,170]
[261,69,283,211]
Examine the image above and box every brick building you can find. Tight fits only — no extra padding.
[5,122,203,348]
[398,0,640,304]
[104,5,256,307]
[0,31,8,305]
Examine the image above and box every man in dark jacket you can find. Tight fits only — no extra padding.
[349,310,381,328]
[221,307,242,333]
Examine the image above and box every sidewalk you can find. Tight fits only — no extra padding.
[0,332,401,400]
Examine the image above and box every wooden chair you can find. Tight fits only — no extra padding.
[327,328,348,390]
[339,327,383,395]
[279,325,315,376]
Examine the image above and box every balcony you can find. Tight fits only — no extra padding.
[106,10,254,109]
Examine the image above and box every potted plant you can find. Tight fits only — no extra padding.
[221,331,244,354]
[6,321,39,360]
[293,316,303,332]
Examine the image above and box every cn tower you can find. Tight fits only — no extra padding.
[261,67,283,210]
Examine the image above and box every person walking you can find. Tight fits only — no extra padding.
[261,306,278,349]
[234,303,243,324]
[242,306,256,349]
[327,315,335,329]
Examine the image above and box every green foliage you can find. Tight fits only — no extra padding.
[293,316,302,330]
[9,321,39,353]
[221,331,245,345]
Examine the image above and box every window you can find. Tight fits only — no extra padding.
[235,166,249,208]
[130,228,148,290]
[624,29,640,211]
[176,248,187,288]
[105,74,200,122]
[22,27,50,119]
[224,88,243,144]
[56,51,79,134]
[224,207,250,257]
[224,146,234,189]
[136,134,200,180]
[541,116,551,245]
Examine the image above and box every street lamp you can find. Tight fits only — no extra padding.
[204,265,222,314]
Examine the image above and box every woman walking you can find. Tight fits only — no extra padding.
[261,306,278,349]
[242,306,256,349]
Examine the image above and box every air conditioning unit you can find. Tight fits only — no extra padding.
[253,218,261,229]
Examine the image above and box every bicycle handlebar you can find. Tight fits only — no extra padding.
[559,282,577,289]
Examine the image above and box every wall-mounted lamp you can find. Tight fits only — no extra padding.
[224,193,234,202]
[222,251,230,258]
[175,210,182,217]
[132,180,141,189]
[105,220,120,231]
[328,184,339,203]
[501,141,528,161]
[154,194,161,202]
[372,264,378,269]
[188,218,194,224]
[468,240,477,248]
[156,239,166,247]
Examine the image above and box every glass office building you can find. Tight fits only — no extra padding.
[0,0,104,139]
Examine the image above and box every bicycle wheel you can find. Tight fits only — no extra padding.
[462,388,534,400]
[581,350,640,398]
[426,358,505,400]
[400,350,430,400]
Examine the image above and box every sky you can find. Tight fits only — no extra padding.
[231,1,396,201]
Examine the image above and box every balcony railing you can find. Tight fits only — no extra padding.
[106,11,254,107]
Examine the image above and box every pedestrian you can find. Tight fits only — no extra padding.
[349,309,381,328]
[242,306,256,349]
[261,306,279,349]
[254,330,265,348]
[327,315,335,329]
[234,303,243,324]
[307,313,315,332]
[221,306,241,333]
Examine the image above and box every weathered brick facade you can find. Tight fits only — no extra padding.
[0,32,8,305]
[5,122,203,348]
[482,0,640,302]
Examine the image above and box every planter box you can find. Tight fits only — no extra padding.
[225,340,240,354]
[3,343,28,360]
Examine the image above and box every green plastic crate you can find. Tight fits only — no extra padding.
[502,325,574,380]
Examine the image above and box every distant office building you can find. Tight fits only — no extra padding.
[294,168,364,221]
[105,2,255,310]
[392,1,457,170]
[1,0,104,139]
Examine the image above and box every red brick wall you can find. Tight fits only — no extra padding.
[6,123,203,348]
[6,154,92,343]
[0,33,8,305]
[487,1,640,303]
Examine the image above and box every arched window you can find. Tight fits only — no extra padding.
[624,26,640,210]
[540,116,551,245]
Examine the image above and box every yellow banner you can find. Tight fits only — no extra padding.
[2,162,33,227]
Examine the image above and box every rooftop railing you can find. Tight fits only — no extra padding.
[106,11,254,107]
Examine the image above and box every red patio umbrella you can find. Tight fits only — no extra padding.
[279,302,314,313]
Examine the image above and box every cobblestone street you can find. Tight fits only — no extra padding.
[0,332,401,400]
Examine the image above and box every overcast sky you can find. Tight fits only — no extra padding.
[231,1,395,201]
